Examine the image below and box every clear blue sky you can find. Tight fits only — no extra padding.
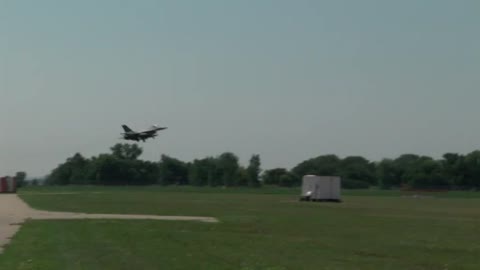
[1,0,479,177]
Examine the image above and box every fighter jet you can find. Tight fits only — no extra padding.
[121,124,167,142]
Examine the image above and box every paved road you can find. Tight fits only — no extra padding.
[0,194,34,254]
[0,194,218,254]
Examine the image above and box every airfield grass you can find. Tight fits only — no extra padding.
[0,187,479,269]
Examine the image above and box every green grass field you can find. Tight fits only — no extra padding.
[1,186,480,269]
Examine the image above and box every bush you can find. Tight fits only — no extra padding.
[341,179,370,189]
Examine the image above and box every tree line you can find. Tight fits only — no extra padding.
[45,143,480,190]
[46,144,261,187]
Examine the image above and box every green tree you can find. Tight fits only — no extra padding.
[217,152,239,187]
[376,159,399,188]
[15,171,27,188]
[292,155,341,177]
[235,167,250,186]
[393,154,421,186]
[442,153,464,187]
[463,151,480,189]
[247,154,261,187]
[137,161,160,185]
[110,143,143,160]
[159,155,189,185]
[94,154,125,185]
[262,168,289,185]
[404,157,449,189]
[278,173,297,187]
[68,153,89,184]
[340,156,376,185]
[188,157,219,186]
[46,154,79,185]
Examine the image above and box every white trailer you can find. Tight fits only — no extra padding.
[300,175,341,202]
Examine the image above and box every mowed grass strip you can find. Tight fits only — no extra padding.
[0,187,479,269]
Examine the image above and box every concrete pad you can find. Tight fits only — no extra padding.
[0,194,218,254]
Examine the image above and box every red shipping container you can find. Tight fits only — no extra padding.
[0,177,7,193]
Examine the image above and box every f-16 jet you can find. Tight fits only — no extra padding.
[121,124,167,142]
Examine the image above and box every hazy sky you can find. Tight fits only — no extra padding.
[1,0,479,177]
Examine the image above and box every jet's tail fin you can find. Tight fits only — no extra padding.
[122,125,133,132]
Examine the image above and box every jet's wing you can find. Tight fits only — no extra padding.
[139,127,167,134]
[139,130,157,135]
